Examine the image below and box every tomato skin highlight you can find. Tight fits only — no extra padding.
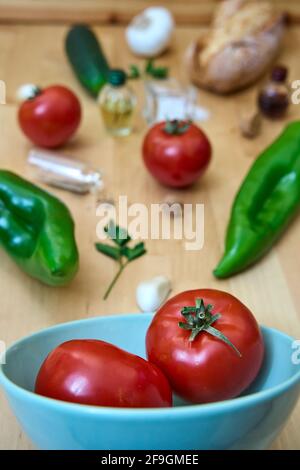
[35,339,172,408]
[18,85,81,148]
[146,289,264,404]
[142,122,211,188]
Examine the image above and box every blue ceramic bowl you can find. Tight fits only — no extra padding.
[0,314,299,450]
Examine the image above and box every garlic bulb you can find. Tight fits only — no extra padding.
[126,7,174,58]
[16,84,40,102]
[136,276,171,312]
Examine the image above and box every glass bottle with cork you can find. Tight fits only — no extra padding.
[99,69,136,136]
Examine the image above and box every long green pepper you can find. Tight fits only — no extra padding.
[0,171,79,286]
[214,121,300,278]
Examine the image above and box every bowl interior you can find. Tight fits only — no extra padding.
[1,313,299,404]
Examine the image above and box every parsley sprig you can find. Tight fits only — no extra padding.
[95,221,147,300]
[127,59,169,80]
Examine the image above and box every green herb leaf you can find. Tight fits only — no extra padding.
[95,224,147,300]
[145,59,154,74]
[127,64,141,79]
[104,220,131,246]
[145,59,169,79]
[122,242,146,261]
[95,243,121,260]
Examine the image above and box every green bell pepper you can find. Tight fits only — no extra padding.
[0,170,79,286]
[214,121,300,278]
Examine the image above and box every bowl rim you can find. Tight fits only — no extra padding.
[0,314,299,418]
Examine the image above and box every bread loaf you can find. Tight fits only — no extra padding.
[187,0,286,94]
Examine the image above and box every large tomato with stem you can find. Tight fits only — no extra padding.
[146,289,264,404]
[35,339,172,408]
[142,120,211,188]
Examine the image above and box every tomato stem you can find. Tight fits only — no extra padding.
[27,86,42,100]
[179,298,242,357]
[163,119,192,136]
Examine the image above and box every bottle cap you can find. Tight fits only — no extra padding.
[108,69,127,87]
[271,65,288,82]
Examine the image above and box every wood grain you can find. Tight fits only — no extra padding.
[0,0,299,25]
[0,23,299,450]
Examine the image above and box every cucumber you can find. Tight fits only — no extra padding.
[65,24,110,98]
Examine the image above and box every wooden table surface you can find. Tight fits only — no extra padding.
[0,23,299,450]
[0,1,299,25]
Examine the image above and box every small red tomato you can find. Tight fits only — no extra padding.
[35,339,172,408]
[18,85,81,148]
[142,120,211,188]
[146,289,264,404]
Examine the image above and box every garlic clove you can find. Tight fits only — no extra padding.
[239,109,261,139]
[136,276,171,312]
[16,84,40,102]
[126,7,174,58]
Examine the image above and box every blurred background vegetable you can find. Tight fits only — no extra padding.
[187,0,286,94]
[143,120,211,188]
[18,85,81,148]
[258,65,290,119]
[214,122,300,278]
[65,24,110,98]
[126,7,174,58]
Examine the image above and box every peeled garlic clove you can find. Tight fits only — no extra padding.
[136,276,171,312]
[239,109,261,139]
[126,7,174,58]
[16,84,40,102]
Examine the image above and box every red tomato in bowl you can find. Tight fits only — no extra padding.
[146,289,264,404]
[142,120,211,188]
[18,85,81,148]
[35,339,172,408]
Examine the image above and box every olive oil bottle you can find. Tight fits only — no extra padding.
[98,69,136,136]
